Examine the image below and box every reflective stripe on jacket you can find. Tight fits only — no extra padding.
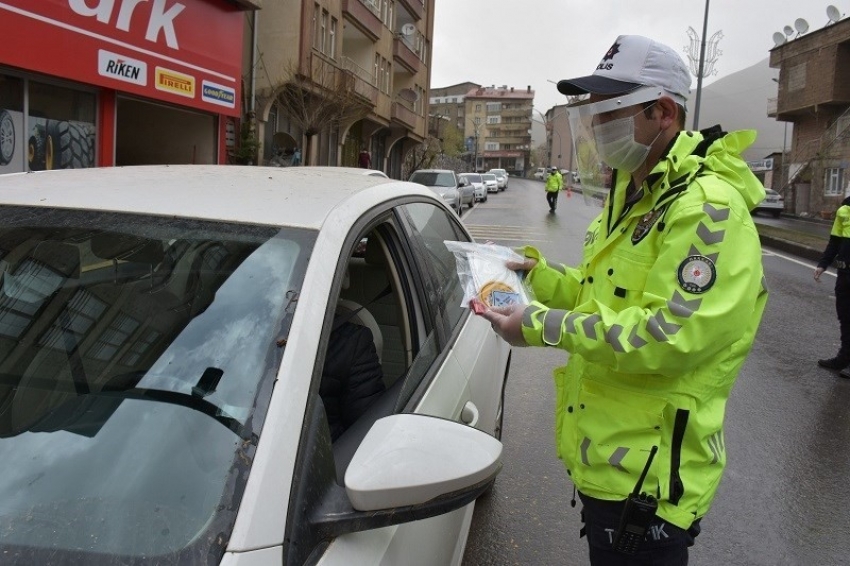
[520,128,768,529]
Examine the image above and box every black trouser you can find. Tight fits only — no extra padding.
[579,493,700,566]
[546,190,559,210]
[836,269,850,358]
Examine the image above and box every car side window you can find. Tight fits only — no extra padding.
[400,202,470,337]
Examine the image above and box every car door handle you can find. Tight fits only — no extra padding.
[461,401,479,427]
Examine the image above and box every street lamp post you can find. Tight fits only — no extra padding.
[467,117,481,172]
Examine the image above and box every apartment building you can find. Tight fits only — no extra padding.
[770,15,850,217]
[249,0,433,177]
[462,85,534,175]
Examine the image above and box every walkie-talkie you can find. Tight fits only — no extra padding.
[612,445,659,555]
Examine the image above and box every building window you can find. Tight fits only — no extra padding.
[475,104,481,112]
[329,17,337,58]
[374,54,380,86]
[485,142,499,151]
[312,4,321,50]
[487,116,501,124]
[317,9,329,55]
[486,102,501,113]
[825,168,844,196]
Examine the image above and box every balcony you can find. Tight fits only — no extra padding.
[342,0,382,41]
[393,37,421,74]
[391,102,418,129]
[342,57,379,106]
[396,0,424,20]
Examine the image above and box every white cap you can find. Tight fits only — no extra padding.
[557,35,691,106]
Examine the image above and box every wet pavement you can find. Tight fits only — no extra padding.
[460,178,850,566]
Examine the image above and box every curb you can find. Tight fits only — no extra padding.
[759,234,822,263]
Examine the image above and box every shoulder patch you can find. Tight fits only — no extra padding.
[677,255,716,294]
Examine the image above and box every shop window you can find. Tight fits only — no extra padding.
[28,81,96,171]
[0,74,24,173]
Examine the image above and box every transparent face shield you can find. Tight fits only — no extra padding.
[566,87,671,207]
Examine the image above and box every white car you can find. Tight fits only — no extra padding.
[0,166,510,566]
[533,167,547,180]
[481,172,499,193]
[752,188,785,217]
[487,169,508,190]
[408,169,474,214]
[459,172,487,202]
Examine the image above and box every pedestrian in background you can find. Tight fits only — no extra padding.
[358,149,371,169]
[478,34,767,565]
[290,147,301,166]
[814,195,850,373]
[545,167,562,212]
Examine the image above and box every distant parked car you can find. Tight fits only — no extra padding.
[488,169,508,190]
[460,172,487,203]
[481,173,499,193]
[753,188,785,217]
[533,167,546,180]
[409,169,473,214]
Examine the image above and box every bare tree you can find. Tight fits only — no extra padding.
[271,56,374,165]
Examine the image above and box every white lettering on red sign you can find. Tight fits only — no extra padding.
[68,0,186,49]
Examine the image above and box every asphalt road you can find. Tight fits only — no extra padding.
[459,178,850,566]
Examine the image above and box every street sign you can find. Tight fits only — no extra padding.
[747,158,774,172]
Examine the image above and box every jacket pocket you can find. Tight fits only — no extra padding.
[570,379,667,497]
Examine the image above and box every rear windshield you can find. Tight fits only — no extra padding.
[482,174,497,181]
[409,171,456,187]
[0,206,315,564]
[460,174,482,183]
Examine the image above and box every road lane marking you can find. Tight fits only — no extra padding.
[762,248,834,277]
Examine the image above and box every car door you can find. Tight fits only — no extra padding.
[398,202,509,439]
[283,203,480,566]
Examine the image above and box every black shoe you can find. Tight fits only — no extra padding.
[818,356,850,370]
[840,368,850,379]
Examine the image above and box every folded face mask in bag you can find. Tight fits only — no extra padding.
[444,241,533,308]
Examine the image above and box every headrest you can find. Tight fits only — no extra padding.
[364,236,385,266]
[29,241,80,278]
[91,233,164,264]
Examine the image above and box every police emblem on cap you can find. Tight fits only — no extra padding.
[632,210,662,244]
[677,255,716,294]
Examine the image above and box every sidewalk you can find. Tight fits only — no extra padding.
[756,221,828,263]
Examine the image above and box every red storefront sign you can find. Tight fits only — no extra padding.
[0,0,244,117]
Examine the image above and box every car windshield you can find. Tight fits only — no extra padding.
[482,174,497,181]
[409,171,456,187]
[0,206,314,564]
[461,174,482,183]
[490,170,506,176]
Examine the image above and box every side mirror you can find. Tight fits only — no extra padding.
[310,414,501,538]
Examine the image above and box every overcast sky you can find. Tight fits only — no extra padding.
[431,0,845,115]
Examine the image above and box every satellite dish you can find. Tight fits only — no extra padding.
[827,5,842,23]
[772,31,786,47]
[398,88,419,103]
[794,18,809,34]
[400,23,416,36]
[783,25,794,36]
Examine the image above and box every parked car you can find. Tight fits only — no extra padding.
[481,172,499,193]
[533,167,547,180]
[0,165,509,566]
[409,169,473,213]
[753,188,785,217]
[488,169,508,190]
[459,172,487,202]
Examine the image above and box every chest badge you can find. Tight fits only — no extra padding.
[677,255,716,294]
[632,209,662,244]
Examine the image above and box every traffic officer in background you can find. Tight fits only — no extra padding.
[478,35,768,565]
[545,167,563,212]
[814,195,850,373]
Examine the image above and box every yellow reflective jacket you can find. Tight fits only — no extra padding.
[546,171,562,192]
[520,128,768,529]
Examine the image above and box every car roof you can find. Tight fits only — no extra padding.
[411,169,454,174]
[0,165,429,229]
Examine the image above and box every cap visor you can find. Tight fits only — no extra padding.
[557,76,643,96]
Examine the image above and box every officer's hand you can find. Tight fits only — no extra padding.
[814,267,825,282]
[478,303,528,347]
[506,257,538,272]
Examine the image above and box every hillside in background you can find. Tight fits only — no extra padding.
[691,57,789,161]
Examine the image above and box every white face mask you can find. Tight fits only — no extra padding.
[592,106,661,173]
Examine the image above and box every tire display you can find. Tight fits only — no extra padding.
[46,120,94,170]
[0,110,15,166]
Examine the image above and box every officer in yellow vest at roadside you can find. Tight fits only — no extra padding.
[545,167,563,212]
[478,35,767,565]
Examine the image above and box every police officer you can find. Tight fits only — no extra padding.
[814,195,850,372]
[545,167,563,211]
[479,35,767,565]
